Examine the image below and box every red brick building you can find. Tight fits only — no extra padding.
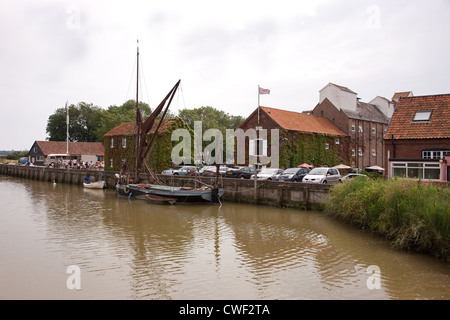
[238,106,349,169]
[384,94,450,182]
[312,83,392,171]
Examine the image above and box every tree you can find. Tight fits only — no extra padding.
[178,106,245,135]
[94,100,151,141]
[46,102,103,142]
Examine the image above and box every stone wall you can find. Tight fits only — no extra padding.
[0,164,331,210]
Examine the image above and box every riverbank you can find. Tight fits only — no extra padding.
[0,163,329,209]
[324,177,449,261]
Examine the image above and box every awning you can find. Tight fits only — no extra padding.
[366,165,385,171]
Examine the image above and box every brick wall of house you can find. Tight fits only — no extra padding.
[239,107,350,168]
[384,138,450,160]
[312,98,350,134]
[313,99,388,170]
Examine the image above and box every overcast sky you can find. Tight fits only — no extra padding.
[1,0,449,150]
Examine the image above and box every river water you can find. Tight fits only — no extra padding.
[0,176,448,300]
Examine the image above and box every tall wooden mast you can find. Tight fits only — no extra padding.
[135,40,142,180]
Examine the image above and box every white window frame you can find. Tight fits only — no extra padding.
[122,137,127,148]
[110,138,114,148]
[249,139,267,157]
[391,162,441,181]
[413,111,432,122]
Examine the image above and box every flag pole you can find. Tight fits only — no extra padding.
[66,101,69,155]
[257,85,260,124]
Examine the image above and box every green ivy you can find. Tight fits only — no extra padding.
[104,118,193,173]
[280,131,350,168]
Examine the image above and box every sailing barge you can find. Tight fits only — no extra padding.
[115,42,224,204]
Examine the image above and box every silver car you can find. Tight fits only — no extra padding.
[302,167,341,184]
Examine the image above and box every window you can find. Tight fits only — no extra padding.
[351,125,355,132]
[335,138,340,145]
[358,126,363,133]
[372,127,376,134]
[391,162,441,180]
[249,139,267,156]
[325,143,329,150]
[110,138,114,148]
[413,111,432,122]
[424,163,440,180]
[372,149,376,157]
[352,149,355,157]
[423,151,432,159]
[358,148,363,156]
[122,137,127,148]
[110,159,113,168]
[423,150,450,159]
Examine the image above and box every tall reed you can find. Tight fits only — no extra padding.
[324,177,449,260]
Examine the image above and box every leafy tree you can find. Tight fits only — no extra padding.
[94,100,151,141]
[46,102,103,142]
[178,106,244,135]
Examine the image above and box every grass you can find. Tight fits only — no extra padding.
[324,177,450,261]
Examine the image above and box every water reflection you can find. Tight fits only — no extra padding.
[0,176,448,300]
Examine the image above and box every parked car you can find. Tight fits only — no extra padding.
[276,167,310,182]
[18,157,28,164]
[225,166,257,179]
[302,167,341,184]
[250,168,284,180]
[161,166,198,176]
[338,173,369,183]
[201,166,229,177]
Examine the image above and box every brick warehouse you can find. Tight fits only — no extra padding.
[312,83,392,171]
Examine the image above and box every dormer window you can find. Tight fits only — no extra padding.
[413,111,432,122]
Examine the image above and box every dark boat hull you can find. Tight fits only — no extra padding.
[116,184,224,203]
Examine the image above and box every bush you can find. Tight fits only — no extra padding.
[324,178,450,260]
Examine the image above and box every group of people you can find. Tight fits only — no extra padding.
[48,159,104,170]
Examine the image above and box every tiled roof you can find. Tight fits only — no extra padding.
[104,119,177,137]
[392,91,413,102]
[259,106,347,136]
[343,101,390,124]
[385,94,450,140]
[35,141,104,156]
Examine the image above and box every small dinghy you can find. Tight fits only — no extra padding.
[83,181,105,189]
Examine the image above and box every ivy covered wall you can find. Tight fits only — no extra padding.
[104,118,193,173]
[280,130,351,168]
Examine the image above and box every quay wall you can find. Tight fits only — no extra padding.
[0,164,330,209]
